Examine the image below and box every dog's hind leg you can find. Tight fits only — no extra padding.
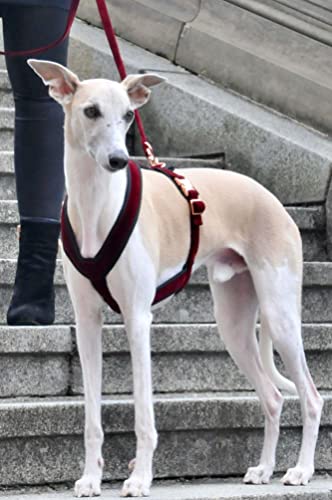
[64,260,105,498]
[209,267,283,484]
[252,262,323,485]
[120,308,157,498]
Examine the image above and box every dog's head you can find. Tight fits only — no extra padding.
[28,59,166,172]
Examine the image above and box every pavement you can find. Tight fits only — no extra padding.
[1,478,332,499]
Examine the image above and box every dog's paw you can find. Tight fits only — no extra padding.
[243,465,273,485]
[74,475,101,497]
[281,466,314,486]
[120,476,151,497]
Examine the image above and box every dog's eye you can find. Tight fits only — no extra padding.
[84,105,102,119]
[124,110,134,122]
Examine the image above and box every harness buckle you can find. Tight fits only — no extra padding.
[190,198,206,216]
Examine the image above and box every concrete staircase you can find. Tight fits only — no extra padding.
[1,19,332,499]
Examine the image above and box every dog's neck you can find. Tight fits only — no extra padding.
[64,143,128,258]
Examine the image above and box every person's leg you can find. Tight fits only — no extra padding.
[3,5,69,325]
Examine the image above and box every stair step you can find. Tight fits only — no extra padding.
[0,323,330,398]
[2,478,332,500]
[71,322,332,395]
[1,260,332,324]
[0,393,330,485]
[0,70,13,107]
[1,261,332,324]
[0,201,326,261]
[0,107,14,128]
[0,326,71,398]
[0,130,13,150]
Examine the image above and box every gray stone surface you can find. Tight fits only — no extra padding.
[77,0,183,61]
[77,0,332,135]
[0,201,325,260]
[176,0,332,134]
[229,0,332,43]
[71,348,332,394]
[0,130,13,150]
[0,91,13,108]
[0,151,13,173]
[325,179,332,258]
[0,173,15,200]
[0,326,71,353]
[97,323,332,353]
[2,262,332,324]
[0,107,14,129]
[0,356,69,398]
[1,478,332,499]
[0,69,10,88]
[0,322,331,397]
[71,322,332,393]
[69,20,332,205]
[123,0,201,23]
[0,328,72,397]
[0,394,331,484]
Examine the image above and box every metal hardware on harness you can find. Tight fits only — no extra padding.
[144,141,165,168]
[173,176,205,218]
[190,199,205,217]
[174,176,195,197]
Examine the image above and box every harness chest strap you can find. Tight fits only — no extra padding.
[61,161,206,314]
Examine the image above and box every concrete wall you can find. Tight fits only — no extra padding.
[77,0,332,134]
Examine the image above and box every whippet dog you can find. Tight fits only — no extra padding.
[28,59,323,498]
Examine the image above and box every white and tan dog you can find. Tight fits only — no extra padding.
[28,59,323,498]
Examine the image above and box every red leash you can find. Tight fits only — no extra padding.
[95,0,159,164]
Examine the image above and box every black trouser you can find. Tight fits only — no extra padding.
[1,5,69,222]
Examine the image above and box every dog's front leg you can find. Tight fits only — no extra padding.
[121,310,157,497]
[74,312,104,498]
[64,262,104,498]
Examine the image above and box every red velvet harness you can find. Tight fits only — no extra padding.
[61,160,206,314]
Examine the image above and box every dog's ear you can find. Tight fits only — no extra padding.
[27,59,80,105]
[122,74,166,109]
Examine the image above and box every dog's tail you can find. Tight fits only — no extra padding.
[259,331,297,395]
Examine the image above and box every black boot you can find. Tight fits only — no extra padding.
[7,220,60,326]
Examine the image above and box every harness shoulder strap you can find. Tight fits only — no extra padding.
[61,161,142,297]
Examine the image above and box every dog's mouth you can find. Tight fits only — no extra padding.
[102,162,128,173]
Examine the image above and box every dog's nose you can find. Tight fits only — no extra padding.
[108,153,128,170]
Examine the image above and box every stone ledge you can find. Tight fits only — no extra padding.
[1,322,331,355]
[1,392,332,437]
[77,0,332,135]
[0,326,71,354]
[0,259,331,287]
[69,20,332,205]
[0,201,324,230]
[0,323,331,395]
[1,478,332,500]
[0,394,331,484]
[0,108,14,129]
